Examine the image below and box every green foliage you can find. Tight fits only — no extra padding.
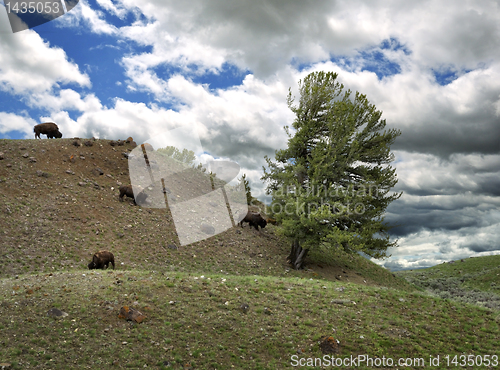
[397,256,500,309]
[157,145,196,166]
[262,71,402,258]
[239,173,253,206]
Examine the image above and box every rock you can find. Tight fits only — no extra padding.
[22,153,29,158]
[36,170,50,178]
[47,307,68,318]
[122,152,130,159]
[66,169,75,175]
[93,168,104,176]
[0,152,4,160]
[0,363,12,369]
[117,140,125,146]
[29,157,36,162]
[110,140,117,146]
[78,182,86,187]
[118,306,146,323]
[167,244,178,250]
[319,336,341,354]
[72,140,81,147]
[239,303,249,313]
[201,223,215,235]
[6,164,12,168]
[84,140,93,147]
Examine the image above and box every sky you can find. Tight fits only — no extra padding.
[1,0,499,271]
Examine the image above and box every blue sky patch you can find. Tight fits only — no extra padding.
[431,67,472,86]
[380,37,411,55]
[328,38,407,80]
[193,62,249,91]
[358,49,401,79]
[433,69,458,85]
[0,130,30,140]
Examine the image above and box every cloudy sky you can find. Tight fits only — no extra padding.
[1,0,499,270]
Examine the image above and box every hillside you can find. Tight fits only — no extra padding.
[396,255,500,310]
[0,138,407,288]
[0,137,285,278]
[0,138,499,369]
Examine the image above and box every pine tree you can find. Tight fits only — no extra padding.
[239,173,253,206]
[262,71,402,266]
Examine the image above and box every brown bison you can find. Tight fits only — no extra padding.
[88,250,115,270]
[34,122,62,139]
[239,212,267,231]
[119,184,148,205]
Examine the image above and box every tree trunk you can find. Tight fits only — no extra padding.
[287,239,309,270]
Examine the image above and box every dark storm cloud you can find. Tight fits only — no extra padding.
[466,243,500,253]
[386,150,500,239]
[386,203,490,237]
[393,113,500,158]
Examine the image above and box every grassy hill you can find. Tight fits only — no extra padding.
[396,255,500,310]
[0,138,499,369]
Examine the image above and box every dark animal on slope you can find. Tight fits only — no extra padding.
[88,250,115,270]
[239,212,267,231]
[34,122,63,139]
[119,184,148,205]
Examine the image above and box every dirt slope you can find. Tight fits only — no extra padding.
[0,137,408,290]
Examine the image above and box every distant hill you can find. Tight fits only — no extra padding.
[396,255,500,309]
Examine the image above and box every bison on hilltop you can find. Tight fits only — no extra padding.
[88,250,115,270]
[34,122,62,139]
[119,184,148,205]
[239,211,267,231]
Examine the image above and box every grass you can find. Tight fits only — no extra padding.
[1,270,499,369]
[396,255,500,310]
